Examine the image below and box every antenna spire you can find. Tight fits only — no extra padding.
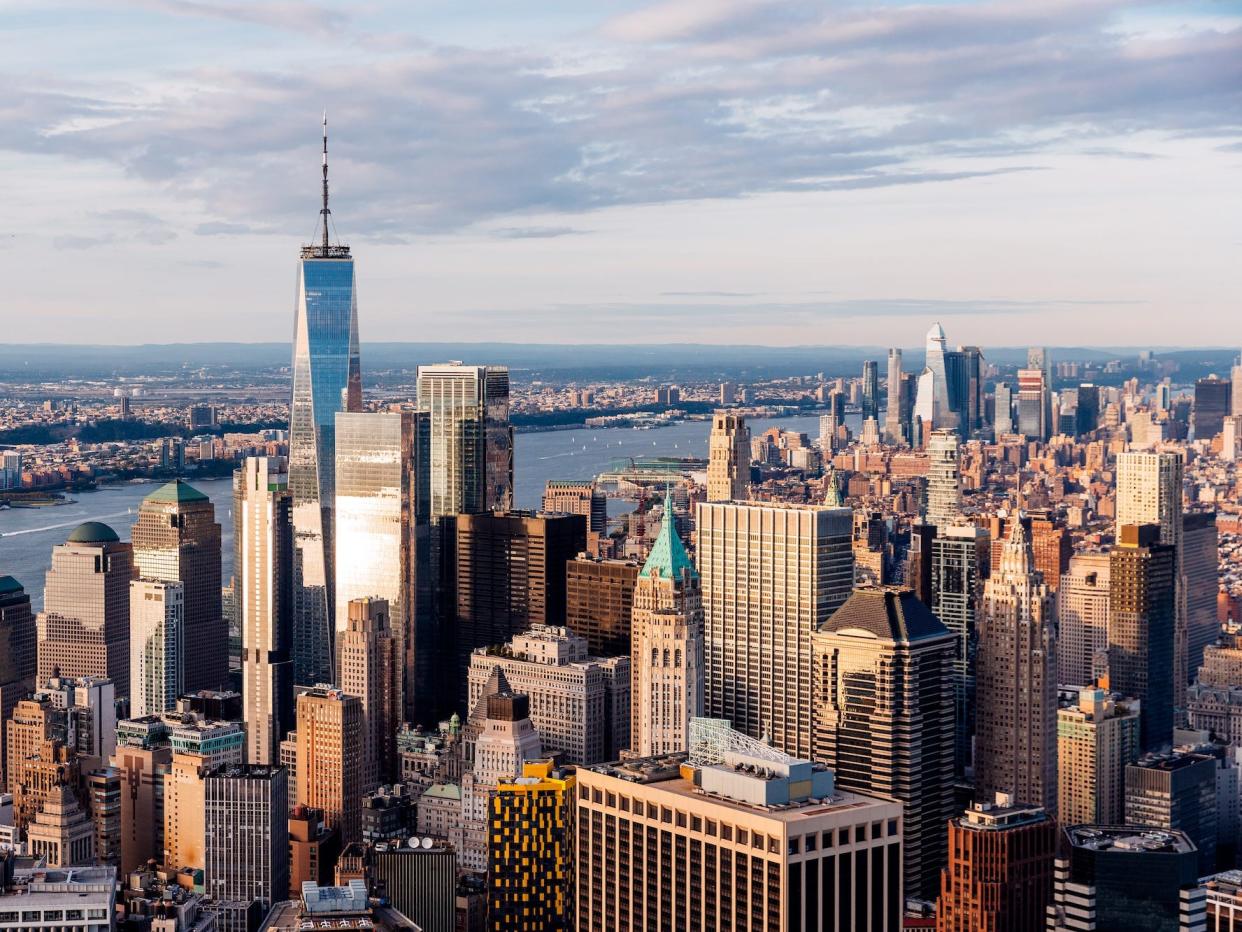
[321,110,330,254]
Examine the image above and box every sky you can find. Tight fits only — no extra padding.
[2,0,1240,347]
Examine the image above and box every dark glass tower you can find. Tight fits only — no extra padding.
[289,115,362,685]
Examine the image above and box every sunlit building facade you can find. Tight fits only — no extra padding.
[128,579,183,718]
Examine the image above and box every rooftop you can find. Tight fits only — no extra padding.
[640,494,697,581]
[818,586,951,643]
[1065,825,1197,855]
[66,520,120,544]
[144,478,209,505]
[0,576,24,596]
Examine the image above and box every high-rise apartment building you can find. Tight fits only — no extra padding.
[884,347,907,444]
[416,362,513,519]
[861,359,879,422]
[812,586,956,900]
[131,480,225,692]
[930,524,989,775]
[630,494,703,757]
[454,511,586,688]
[1126,750,1219,876]
[1048,826,1206,932]
[1109,524,1177,752]
[0,577,37,789]
[467,625,629,764]
[338,597,403,789]
[564,556,639,657]
[289,120,362,688]
[575,720,905,932]
[1057,686,1141,826]
[128,579,183,718]
[1058,553,1112,686]
[1195,375,1232,440]
[236,457,294,766]
[925,429,961,528]
[707,411,751,501]
[935,795,1055,932]
[542,480,607,535]
[974,519,1058,814]
[334,411,422,722]
[487,760,575,932]
[203,764,289,911]
[37,522,134,697]
[295,687,363,845]
[698,501,854,758]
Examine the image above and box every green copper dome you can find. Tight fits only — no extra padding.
[67,521,120,544]
[640,493,697,581]
[144,479,209,505]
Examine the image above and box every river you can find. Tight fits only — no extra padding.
[0,411,845,610]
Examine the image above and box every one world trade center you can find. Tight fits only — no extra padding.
[289,115,361,685]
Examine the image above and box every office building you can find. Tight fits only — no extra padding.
[0,577,37,789]
[575,719,904,931]
[1184,511,1220,690]
[0,866,117,932]
[288,805,340,896]
[6,696,61,807]
[1057,553,1111,686]
[295,688,363,845]
[338,597,403,789]
[884,347,907,444]
[1057,687,1142,826]
[129,579,183,718]
[707,411,751,501]
[1016,368,1048,440]
[334,412,423,724]
[27,783,95,867]
[861,359,879,422]
[467,625,628,764]
[416,361,513,519]
[1048,826,1206,932]
[37,522,134,697]
[132,480,226,692]
[913,322,961,436]
[236,457,294,766]
[112,735,172,872]
[974,519,1058,814]
[935,795,1055,932]
[930,524,989,775]
[630,494,703,756]
[1127,751,1219,875]
[163,717,247,873]
[960,345,984,434]
[994,381,1014,435]
[1196,376,1232,440]
[368,844,456,932]
[488,760,575,931]
[925,429,961,528]
[564,556,640,657]
[812,586,956,899]
[542,480,607,535]
[85,767,120,870]
[203,764,289,910]
[698,501,854,758]
[454,510,586,685]
[1109,524,1177,752]
[1027,511,1072,594]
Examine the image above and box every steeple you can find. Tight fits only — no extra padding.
[640,492,697,581]
[998,512,1035,579]
[824,465,843,507]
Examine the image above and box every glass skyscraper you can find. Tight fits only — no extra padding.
[289,120,362,686]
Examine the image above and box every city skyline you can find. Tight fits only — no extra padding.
[3,1,1239,345]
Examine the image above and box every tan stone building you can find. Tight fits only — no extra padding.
[338,597,403,789]
[1056,686,1141,826]
[706,411,750,502]
[295,687,363,845]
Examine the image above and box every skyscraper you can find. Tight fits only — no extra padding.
[630,495,703,757]
[1183,511,1220,690]
[1057,687,1141,826]
[1194,375,1232,440]
[1016,368,1048,440]
[236,456,294,766]
[37,522,134,697]
[541,480,607,535]
[930,524,989,775]
[416,362,513,519]
[885,347,907,444]
[861,358,879,422]
[913,322,961,437]
[935,795,1055,932]
[295,687,363,846]
[289,117,362,688]
[1126,751,1219,875]
[812,586,956,900]
[338,597,403,790]
[974,519,1057,814]
[706,411,751,501]
[959,345,985,434]
[0,577,37,788]
[564,556,640,657]
[925,429,961,528]
[128,579,183,718]
[204,764,289,911]
[131,479,225,693]
[1109,524,1176,752]
[993,381,1014,435]
[697,501,854,758]
[1056,552,1111,686]
[333,411,422,721]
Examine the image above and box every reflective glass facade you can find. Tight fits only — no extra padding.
[290,254,361,686]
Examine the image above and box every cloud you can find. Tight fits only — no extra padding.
[53,234,115,250]
[127,0,349,38]
[3,0,1239,241]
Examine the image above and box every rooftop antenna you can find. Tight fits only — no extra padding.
[321,111,330,255]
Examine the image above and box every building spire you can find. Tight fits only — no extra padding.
[999,511,1034,579]
[321,111,331,254]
